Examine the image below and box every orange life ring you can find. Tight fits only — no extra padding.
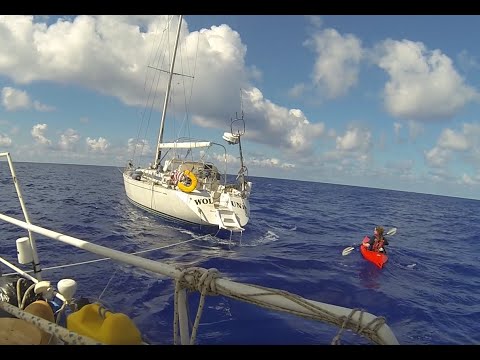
[177,170,197,193]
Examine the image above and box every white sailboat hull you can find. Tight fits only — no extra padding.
[123,172,250,231]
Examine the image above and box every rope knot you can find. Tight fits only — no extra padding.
[331,308,387,345]
[177,267,220,295]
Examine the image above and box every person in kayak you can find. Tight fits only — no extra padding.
[365,226,389,253]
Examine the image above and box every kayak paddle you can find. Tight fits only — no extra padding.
[341,227,397,256]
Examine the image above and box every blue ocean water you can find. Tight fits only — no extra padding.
[1,161,479,345]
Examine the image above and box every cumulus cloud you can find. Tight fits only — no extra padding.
[336,127,371,152]
[0,15,245,110]
[230,87,326,154]
[424,146,450,167]
[127,138,151,156]
[424,122,480,172]
[249,157,295,169]
[374,39,478,121]
[306,15,323,28]
[31,123,52,145]
[2,87,30,110]
[437,128,469,151]
[33,101,55,112]
[0,15,326,160]
[1,87,54,111]
[0,133,12,146]
[86,136,109,152]
[304,28,363,99]
[59,128,81,150]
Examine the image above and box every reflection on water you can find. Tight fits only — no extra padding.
[358,262,382,289]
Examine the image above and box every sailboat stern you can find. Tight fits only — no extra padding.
[182,190,249,232]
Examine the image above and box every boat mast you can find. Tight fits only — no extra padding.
[153,15,183,170]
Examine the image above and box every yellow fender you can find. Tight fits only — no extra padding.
[177,170,198,193]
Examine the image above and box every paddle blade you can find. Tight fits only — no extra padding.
[386,227,397,236]
[342,246,355,256]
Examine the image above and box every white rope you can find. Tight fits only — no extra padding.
[330,308,386,345]
[189,268,219,344]
[173,267,219,345]
[171,265,393,345]
[3,234,212,276]
[98,267,119,301]
[208,280,391,345]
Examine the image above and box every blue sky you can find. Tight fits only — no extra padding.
[1,15,480,200]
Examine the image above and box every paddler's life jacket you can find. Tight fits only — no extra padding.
[372,238,385,252]
[369,236,387,253]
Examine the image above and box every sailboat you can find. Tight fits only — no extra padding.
[122,15,252,235]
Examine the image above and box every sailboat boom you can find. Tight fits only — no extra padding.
[157,141,212,149]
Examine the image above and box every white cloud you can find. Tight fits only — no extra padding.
[336,127,371,152]
[86,137,110,152]
[1,87,54,111]
[306,16,323,28]
[424,146,450,167]
[459,173,476,185]
[288,83,307,98]
[193,87,325,155]
[31,123,52,145]
[247,65,262,82]
[0,16,327,161]
[437,128,469,151]
[457,50,480,72]
[243,87,325,153]
[127,138,151,157]
[424,122,480,171]
[462,123,480,145]
[2,87,30,110]
[249,157,295,169]
[0,133,12,146]
[374,39,478,121]
[33,100,55,112]
[305,28,363,98]
[59,128,81,150]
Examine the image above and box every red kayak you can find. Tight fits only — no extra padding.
[360,235,388,269]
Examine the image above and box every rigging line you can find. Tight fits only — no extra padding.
[178,36,192,146]
[184,31,201,148]
[134,20,168,163]
[135,16,172,164]
[173,28,200,162]
[3,234,213,276]
[98,266,119,301]
[144,16,171,92]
